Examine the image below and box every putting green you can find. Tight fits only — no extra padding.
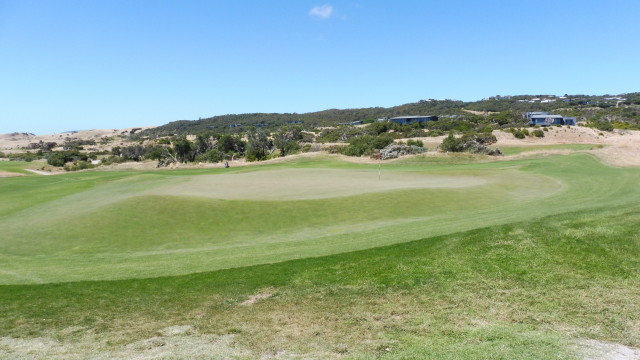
[150,168,491,200]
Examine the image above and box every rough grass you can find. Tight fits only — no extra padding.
[0,160,37,175]
[1,203,638,359]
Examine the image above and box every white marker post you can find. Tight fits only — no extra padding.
[378,152,381,181]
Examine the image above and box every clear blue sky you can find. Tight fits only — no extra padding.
[1,0,639,134]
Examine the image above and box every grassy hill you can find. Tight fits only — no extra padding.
[0,154,639,358]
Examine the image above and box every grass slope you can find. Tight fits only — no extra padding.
[1,203,638,358]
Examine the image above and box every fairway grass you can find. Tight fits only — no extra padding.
[1,154,640,284]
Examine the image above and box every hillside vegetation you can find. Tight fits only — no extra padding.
[137,93,640,137]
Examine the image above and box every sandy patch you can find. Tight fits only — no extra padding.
[150,168,490,200]
[408,127,640,167]
[0,171,24,178]
[0,329,247,360]
[575,339,640,360]
[241,289,276,306]
[24,169,54,175]
[0,127,154,152]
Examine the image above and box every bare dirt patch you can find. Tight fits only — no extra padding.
[411,127,640,167]
[0,330,247,360]
[575,339,640,360]
[0,171,24,178]
[241,288,276,306]
[24,169,54,176]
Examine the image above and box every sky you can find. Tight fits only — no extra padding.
[1,0,639,134]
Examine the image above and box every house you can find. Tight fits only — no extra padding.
[525,112,549,120]
[389,115,438,125]
[526,113,576,126]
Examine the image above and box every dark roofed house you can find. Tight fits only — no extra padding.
[527,114,576,126]
[389,115,438,125]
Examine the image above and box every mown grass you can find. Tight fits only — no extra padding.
[0,160,37,175]
[1,203,638,358]
[1,154,640,284]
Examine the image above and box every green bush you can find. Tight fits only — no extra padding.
[511,128,528,139]
[592,120,614,132]
[195,149,224,163]
[47,150,87,167]
[64,160,94,172]
[342,134,394,157]
[440,133,464,152]
[406,139,424,147]
[402,128,427,138]
[473,132,497,145]
[532,129,545,137]
[7,152,40,162]
[426,130,445,137]
[100,155,127,165]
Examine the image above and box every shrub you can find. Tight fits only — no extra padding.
[532,129,545,137]
[342,134,394,157]
[402,128,427,138]
[473,132,497,145]
[592,120,613,131]
[365,122,389,135]
[64,160,94,172]
[195,149,224,163]
[6,152,40,162]
[440,133,464,152]
[510,128,529,139]
[406,139,424,147]
[100,155,127,165]
[47,150,87,167]
[439,132,501,156]
[426,130,445,137]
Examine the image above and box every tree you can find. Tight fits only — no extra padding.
[172,136,195,163]
[272,126,302,157]
[245,130,272,161]
[218,134,245,154]
[194,133,216,155]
